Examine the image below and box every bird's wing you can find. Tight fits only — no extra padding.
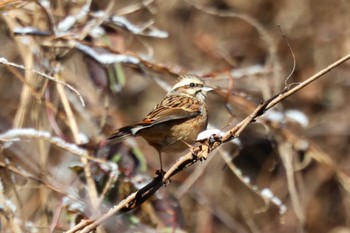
[106,95,201,143]
[143,107,200,124]
[142,95,201,125]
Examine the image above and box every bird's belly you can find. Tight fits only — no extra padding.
[139,117,207,153]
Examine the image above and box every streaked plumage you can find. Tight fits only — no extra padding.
[107,74,212,170]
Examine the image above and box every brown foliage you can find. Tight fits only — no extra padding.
[0,1,350,233]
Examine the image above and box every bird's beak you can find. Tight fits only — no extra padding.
[202,86,214,93]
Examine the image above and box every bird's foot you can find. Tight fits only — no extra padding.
[155,169,172,186]
[190,146,203,161]
[155,169,165,177]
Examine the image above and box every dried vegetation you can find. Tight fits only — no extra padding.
[0,0,350,233]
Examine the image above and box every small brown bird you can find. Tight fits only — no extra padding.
[107,74,213,171]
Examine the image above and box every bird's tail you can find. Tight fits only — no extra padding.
[106,125,134,144]
[104,123,150,146]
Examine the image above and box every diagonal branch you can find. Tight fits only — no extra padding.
[68,53,350,233]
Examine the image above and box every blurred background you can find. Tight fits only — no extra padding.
[0,0,350,232]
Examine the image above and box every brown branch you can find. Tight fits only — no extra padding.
[68,53,350,233]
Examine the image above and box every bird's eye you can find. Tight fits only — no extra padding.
[189,83,195,87]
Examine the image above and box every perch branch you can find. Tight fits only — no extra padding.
[68,53,350,233]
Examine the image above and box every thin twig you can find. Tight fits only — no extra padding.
[279,143,305,225]
[185,1,281,95]
[0,128,105,163]
[264,53,350,110]
[96,171,119,207]
[55,74,99,212]
[277,25,296,87]
[0,58,85,107]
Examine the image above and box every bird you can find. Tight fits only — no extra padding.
[107,74,213,172]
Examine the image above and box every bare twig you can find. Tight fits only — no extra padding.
[0,57,85,107]
[55,73,99,213]
[0,128,105,164]
[264,53,350,110]
[0,176,23,233]
[279,143,305,225]
[96,169,119,207]
[277,25,296,87]
[185,1,281,96]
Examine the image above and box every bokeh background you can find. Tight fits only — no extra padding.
[0,0,350,232]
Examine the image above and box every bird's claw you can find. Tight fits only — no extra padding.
[155,169,171,185]
[155,169,165,177]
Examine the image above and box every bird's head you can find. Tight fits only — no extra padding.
[170,74,213,101]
